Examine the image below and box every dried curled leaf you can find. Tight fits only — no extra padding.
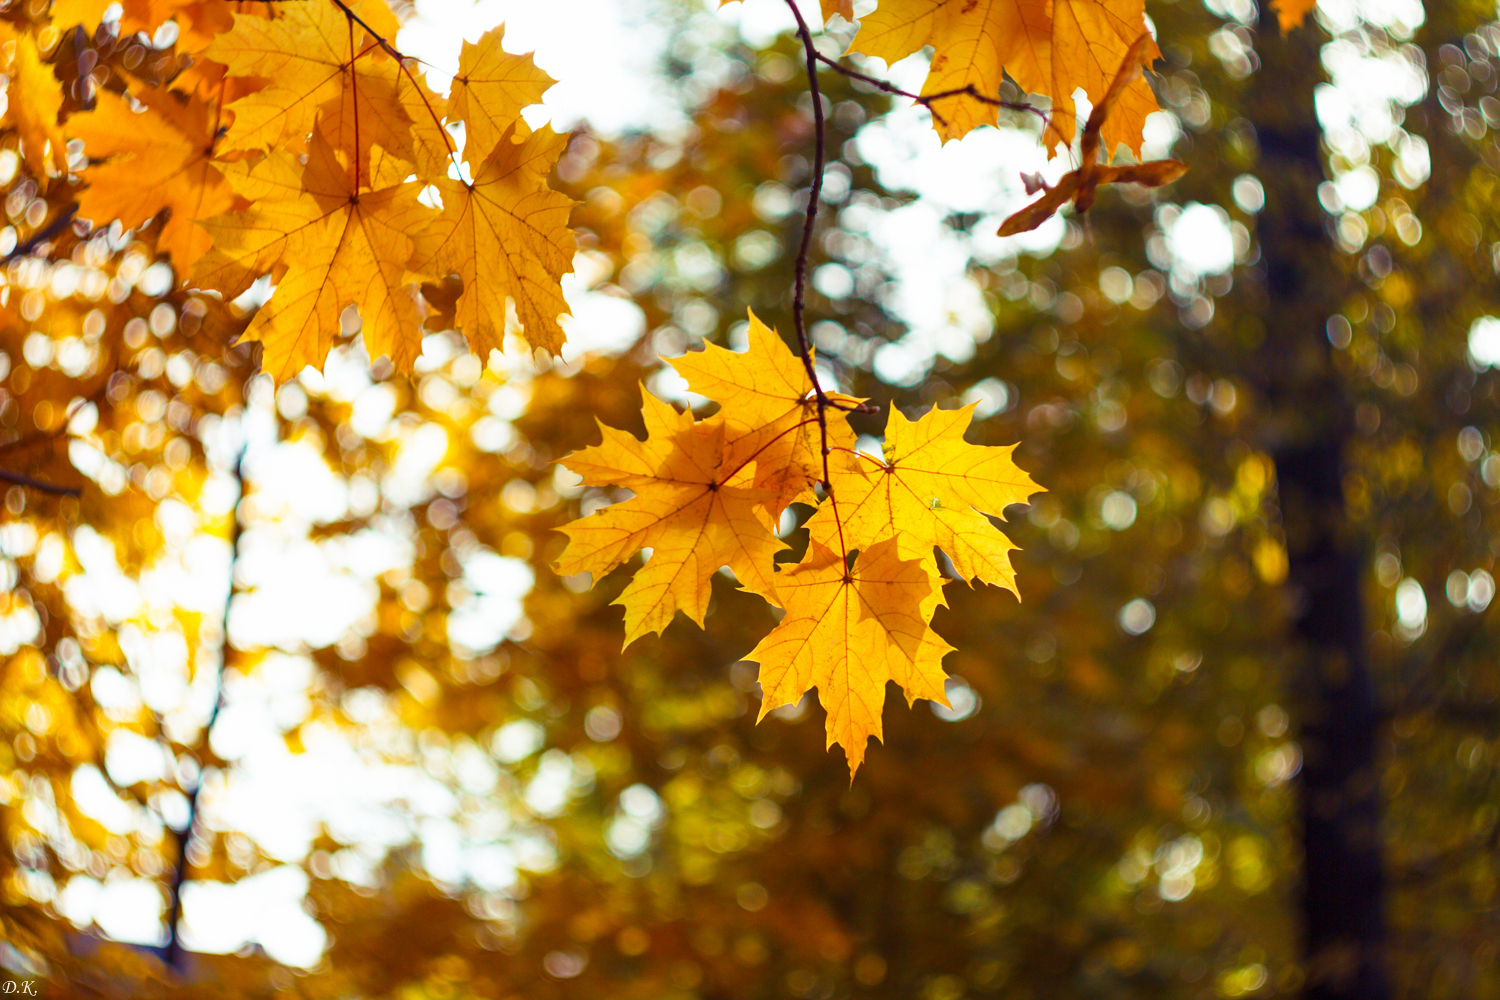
[997,32,1186,235]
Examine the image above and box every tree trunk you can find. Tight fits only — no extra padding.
[1249,8,1390,998]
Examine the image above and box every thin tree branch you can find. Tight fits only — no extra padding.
[811,50,1050,135]
[0,468,82,496]
[1,207,78,266]
[784,0,837,490]
[165,445,245,971]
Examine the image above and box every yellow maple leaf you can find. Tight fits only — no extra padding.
[69,87,236,266]
[196,132,431,379]
[849,0,1159,153]
[747,537,953,776]
[669,310,856,517]
[413,122,576,358]
[0,24,66,177]
[447,25,554,162]
[809,404,1041,591]
[207,0,412,165]
[193,146,311,298]
[397,61,456,179]
[556,390,785,648]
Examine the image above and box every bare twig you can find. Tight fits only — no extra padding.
[811,50,1050,136]
[165,444,245,971]
[1,207,78,267]
[784,0,840,490]
[0,468,82,496]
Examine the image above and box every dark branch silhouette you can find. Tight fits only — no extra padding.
[0,467,82,496]
[165,446,245,971]
[811,49,1049,136]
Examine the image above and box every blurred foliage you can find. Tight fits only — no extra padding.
[0,0,1498,998]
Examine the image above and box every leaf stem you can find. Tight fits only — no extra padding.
[322,0,462,172]
[349,14,360,190]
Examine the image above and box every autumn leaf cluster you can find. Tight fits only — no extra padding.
[557,312,1041,774]
[48,0,576,381]
[2,0,1178,771]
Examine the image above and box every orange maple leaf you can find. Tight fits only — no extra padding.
[70,87,237,266]
[0,24,67,177]
[747,537,953,776]
[194,132,431,379]
[849,0,1159,153]
[669,310,857,517]
[556,390,785,648]
[1273,0,1317,31]
[412,122,576,358]
[206,0,413,166]
[810,404,1042,591]
[822,0,855,21]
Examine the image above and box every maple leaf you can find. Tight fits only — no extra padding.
[206,0,413,166]
[50,0,237,51]
[412,122,576,358]
[1273,0,1317,30]
[69,87,237,266]
[0,24,67,177]
[997,32,1186,236]
[849,0,1159,153]
[669,310,856,517]
[822,0,855,22]
[747,538,953,776]
[556,390,785,648]
[397,61,457,179]
[195,132,431,379]
[809,404,1041,591]
[447,25,555,162]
